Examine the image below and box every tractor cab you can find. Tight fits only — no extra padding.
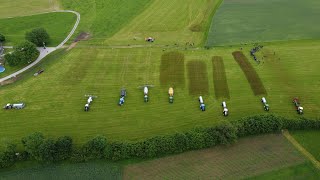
[84,104,90,111]
[144,95,148,102]
[264,104,270,111]
[169,96,174,103]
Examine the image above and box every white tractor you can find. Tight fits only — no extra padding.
[261,97,269,111]
[222,101,229,116]
[84,95,97,112]
[199,96,206,111]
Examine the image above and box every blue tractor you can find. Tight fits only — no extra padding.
[119,89,126,106]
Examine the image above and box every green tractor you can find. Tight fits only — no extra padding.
[168,87,174,103]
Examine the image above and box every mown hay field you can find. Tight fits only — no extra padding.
[212,56,230,99]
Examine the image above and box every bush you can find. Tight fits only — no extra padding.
[55,136,73,161]
[21,132,45,161]
[25,28,50,46]
[0,143,17,168]
[5,41,39,66]
[0,33,5,42]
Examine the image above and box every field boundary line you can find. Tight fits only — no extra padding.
[283,130,320,170]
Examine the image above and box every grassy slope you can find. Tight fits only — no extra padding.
[0,0,59,18]
[206,0,320,46]
[0,12,76,46]
[248,162,320,180]
[0,41,320,145]
[59,0,153,45]
[107,0,219,46]
[291,130,320,161]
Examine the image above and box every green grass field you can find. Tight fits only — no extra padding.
[291,130,320,161]
[0,0,320,177]
[0,12,76,46]
[247,162,320,180]
[0,0,59,18]
[1,40,320,145]
[206,0,320,46]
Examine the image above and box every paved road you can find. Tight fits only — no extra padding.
[0,10,80,83]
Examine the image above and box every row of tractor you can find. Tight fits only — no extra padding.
[82,86,304,115]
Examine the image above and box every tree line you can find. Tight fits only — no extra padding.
[1,115,319,168]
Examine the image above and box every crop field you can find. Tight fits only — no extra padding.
[232,51,267,96]
[212,56,229,99]
[291,130,320,161]
[160,52,185,87]
[187,61,209,95]
[206,0,320,46]
[0,12,76,46]
[124,134,306,179]
[0,0,59,18]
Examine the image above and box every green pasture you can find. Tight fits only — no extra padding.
[59,0,152,45]
[206,0,320,46]
[291,130,320,161]
[248,162,320,180]
[0,12,76,46]
[1,40,320,145]
[0,0,59,19]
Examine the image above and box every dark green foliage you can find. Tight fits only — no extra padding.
[25,28,50,46]
[21,132,45,161]
[5,41,39,66]
[55,136,73,161]
[0,33,5,42]
[105,142,132,161]
[38,139,57,162]
[4,53,20,66]
[84,135,108,159]
[233,115,283,137]
[0,143,16,168]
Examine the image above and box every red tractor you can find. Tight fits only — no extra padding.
[293,97,303,114]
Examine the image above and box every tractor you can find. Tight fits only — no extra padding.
[3,103,25,110]
[293,97,303,114]
[168,87,174,103]
[222,101,229,116]
[261,97,270,111]
[140,85,153,102]
[199,96,206,111]
[84,95,97,112]
[119,89,127,106]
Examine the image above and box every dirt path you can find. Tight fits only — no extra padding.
[0,10,80,83]
[283,130,320,170]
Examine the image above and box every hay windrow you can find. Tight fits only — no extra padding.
[232,51,267,96]
[212,56,230,99]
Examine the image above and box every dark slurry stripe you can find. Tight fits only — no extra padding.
[212,56,230,99]
[187,61,209,95]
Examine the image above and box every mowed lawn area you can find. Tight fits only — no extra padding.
[0,0,59,18]
[0,12,77,46]
[0,40,320,144]
[206,0,320,46]
[291,130,320,161]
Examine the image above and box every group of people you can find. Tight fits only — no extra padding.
[250,45,263,63]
